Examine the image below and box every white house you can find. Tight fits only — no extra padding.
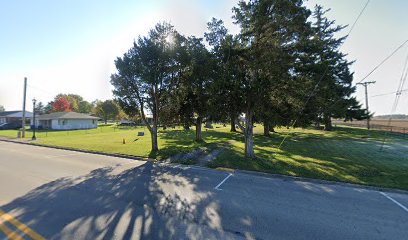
[36,112,99,130]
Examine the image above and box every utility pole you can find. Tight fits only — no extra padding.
[22,77,27,138]
[32,98,37,140]
[357,81,376,130]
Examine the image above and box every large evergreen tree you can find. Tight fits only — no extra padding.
[307,5,365,130]
[111,22,179,153]
[205,18,244,133]
[232,0,312,158]
[177,36,216,141]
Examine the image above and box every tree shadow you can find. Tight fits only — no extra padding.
[152,129,242,160]
[0,162,246,239]
[209,131,408,190]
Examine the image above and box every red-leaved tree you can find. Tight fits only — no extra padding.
[51,97,71,112]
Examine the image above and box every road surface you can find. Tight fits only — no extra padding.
[0,141,407,239]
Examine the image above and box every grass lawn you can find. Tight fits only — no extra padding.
[1,124,408,190]
[0,125,225,159]
[210,126,408,190]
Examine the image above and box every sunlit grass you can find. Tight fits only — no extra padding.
[210,125,408,190]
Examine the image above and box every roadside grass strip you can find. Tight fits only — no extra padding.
[0,209,45,240]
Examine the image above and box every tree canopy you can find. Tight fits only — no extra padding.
[111,1,366,158]
[51,97,71,112]
[111,22,179,153]
[94,100,120,124]
[54,94,93,113]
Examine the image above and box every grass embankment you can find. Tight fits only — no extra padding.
[1,125,407,190]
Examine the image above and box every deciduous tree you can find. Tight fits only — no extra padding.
[94,100,120,124]
[51,97,71,112]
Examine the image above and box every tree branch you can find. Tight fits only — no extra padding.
[235,118,246,132]
[129,77,153,133]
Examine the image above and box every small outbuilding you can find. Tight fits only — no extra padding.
[36,112,99,130]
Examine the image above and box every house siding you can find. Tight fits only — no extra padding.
[51,119,97,130]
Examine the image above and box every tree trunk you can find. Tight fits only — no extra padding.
[196,117,202,142]
[263,122,270,137]
[183,118,190,130]
[323,114,332,131]
[151,126,158,152]
[244,109,255,158]
[230,117,237,132]
[151,89,159,152]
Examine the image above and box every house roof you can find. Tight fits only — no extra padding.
[38,112,100,120]
[0,111,33,117]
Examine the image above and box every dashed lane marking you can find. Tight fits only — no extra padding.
[214,173,233,190]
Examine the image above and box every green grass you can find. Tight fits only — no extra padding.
[210,126,408,190]
[1,124,408,190]
[0,126,220,159]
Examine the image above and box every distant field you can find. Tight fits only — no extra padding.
[333,119,408,133]
[1,125,408,190]
[371,119,408,128]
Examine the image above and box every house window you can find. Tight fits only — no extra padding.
[58,120,67,125]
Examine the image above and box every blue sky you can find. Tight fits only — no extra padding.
[0,0,407,115]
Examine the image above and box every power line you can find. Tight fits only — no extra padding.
[357,39,408,84]
[278,0,371,149]
[391,50,408,112]
[346,0,370,37]
[379,49,408,151]
[322,42,408,115]
[27,84,56,98]
[371,89,408,98]
[396,49,408,95]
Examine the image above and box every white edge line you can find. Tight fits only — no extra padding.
[380,192,408,213]
[45,153,83,158]
[214,173,233,190]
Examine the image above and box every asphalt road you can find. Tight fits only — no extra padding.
[0,141,407,240]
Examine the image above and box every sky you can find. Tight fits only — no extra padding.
[0,0,407,116]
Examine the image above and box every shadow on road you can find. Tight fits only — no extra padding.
[1,162,244,239]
